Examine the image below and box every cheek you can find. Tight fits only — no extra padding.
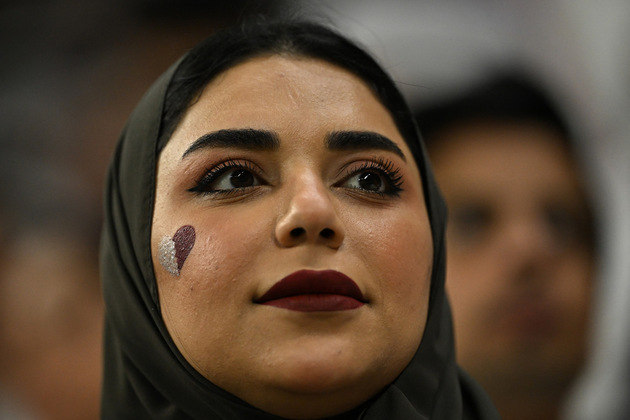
[445,250,491,303]
[157,225,196,276]
[445,236,509,312]
[153,219,269,362]
[553,250,593,319]
[171,220,265,297]
[162,213,276,330]
[388,220,433,307]
[351,205,433,317]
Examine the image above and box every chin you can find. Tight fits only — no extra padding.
[256,359,384,420]
[278,361,363,395]
[284,358,367,393]
[271,339,371,394]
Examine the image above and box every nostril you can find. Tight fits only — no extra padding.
[290,227,305,238]
[320,228,334,239]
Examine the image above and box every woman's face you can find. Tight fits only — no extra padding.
[151,55,432,418]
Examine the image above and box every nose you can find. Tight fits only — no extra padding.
[275,174,345,249]
[499,218,557,282]
[502,217,558,257]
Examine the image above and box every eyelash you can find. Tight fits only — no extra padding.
[336,157,404,197]
[188,157,404,198]
[188,159,263,196]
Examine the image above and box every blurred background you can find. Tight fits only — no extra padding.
[0,1,628,419]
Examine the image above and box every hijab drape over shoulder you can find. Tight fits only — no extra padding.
[100,21,499,420]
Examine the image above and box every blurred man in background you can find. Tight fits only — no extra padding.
[0,155,103,419]
[416,74,597,420]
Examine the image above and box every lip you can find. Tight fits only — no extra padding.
[504,302,558,335]
[491,297,559,339]
[255,269,366,312]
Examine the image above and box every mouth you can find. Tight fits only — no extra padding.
[254,269,367,312]
[501,301,558,337]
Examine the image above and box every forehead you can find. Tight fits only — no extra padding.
[164,55,407,155]
[430,121,585,201]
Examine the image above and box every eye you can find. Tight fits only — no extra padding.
[211,168,260,190]
[189,160,264,195]
[448,203,494,245]
[542,204,590,248]
[343,170,387,192]
[336,159,403,197]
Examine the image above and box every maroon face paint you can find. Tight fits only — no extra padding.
[173,225,195,271]
[158,225,196,276]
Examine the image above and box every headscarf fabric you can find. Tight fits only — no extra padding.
[100,21,499,420]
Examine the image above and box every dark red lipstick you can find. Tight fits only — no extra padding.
[255,270,366,312]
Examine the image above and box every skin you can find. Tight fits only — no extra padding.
[429,121,594,420]
[151,55,433,418]
[0,231,102,419]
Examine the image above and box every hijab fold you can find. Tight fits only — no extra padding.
[100,26,499,420]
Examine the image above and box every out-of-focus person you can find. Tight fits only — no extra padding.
[415,73,597,420]
[0,229,103,419]
[0,153,103,419]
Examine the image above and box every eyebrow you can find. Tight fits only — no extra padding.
[182,128,280,159]
[181,128,406,162]
[326,131,406,161]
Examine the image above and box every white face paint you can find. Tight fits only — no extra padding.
[158,235,179,276]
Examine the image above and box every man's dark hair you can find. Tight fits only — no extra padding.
[415,71,599,251]
[414,72,571,149]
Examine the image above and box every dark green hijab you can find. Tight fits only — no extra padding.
[100,21,499,419]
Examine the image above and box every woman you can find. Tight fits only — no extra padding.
[100,21,498,419]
